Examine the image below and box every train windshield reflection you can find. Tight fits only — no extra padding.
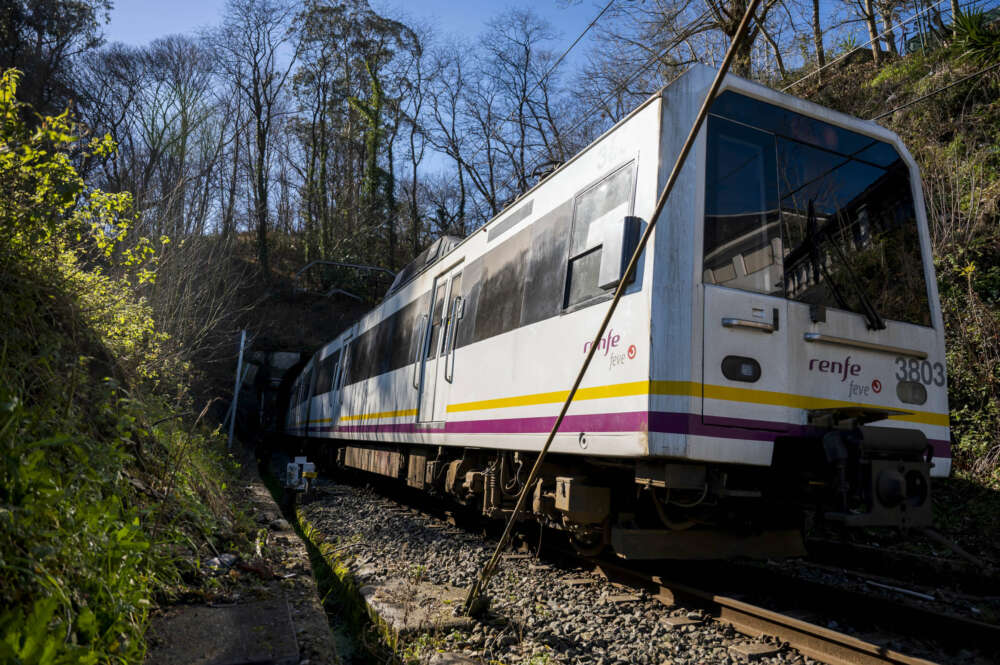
[703,91,931,327]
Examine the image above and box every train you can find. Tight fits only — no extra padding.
[279,65,949,559]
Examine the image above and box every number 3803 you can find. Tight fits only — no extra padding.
[894,357,945,386]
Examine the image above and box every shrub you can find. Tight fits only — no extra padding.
[0,68,244,664]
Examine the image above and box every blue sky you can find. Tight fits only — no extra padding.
[104,0,603,66]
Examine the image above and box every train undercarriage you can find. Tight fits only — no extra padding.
[298,421,933,561]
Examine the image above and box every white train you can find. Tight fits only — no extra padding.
[284,66,948,558]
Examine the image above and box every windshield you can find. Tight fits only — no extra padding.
[703,91,931,327]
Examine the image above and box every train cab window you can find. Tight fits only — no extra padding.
[703,117,782,296]
[565,163,635,309]
[777,136,931,326]
[314,349,340,396]
[704,92,931,327]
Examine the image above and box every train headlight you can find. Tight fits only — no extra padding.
[896,381,927,405]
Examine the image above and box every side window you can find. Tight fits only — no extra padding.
[301,368,314,403]
[703,116,782,296]
[315,349,340,396]
[441,272,462,353]
[346,333,372,385]
[389,298,422,371]
[337,343,351,390]
[565,163,635,308]
[521,202,571,326]
[426,282,447,359]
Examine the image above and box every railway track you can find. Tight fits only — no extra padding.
[587,558,993,665]
[302,475,998,665]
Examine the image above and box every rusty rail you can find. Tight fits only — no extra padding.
[594,560,942,665]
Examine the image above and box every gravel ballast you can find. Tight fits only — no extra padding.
[298,482,811,665]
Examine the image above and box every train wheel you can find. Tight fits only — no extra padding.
[570,532,605,557]
[569,520,609,557]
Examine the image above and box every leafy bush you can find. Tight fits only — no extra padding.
[954,9,1000,65]
[0,68,245,663]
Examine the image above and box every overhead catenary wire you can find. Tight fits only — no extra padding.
[496,0,989,211]
[869,60,1000,120]
[490,6,717,213]
[444,0,618,195]
[538,0,617,92]
[460,0,766,616]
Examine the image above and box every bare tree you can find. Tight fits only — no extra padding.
[213,0,299,278]
[79,36,229,239]
[811,0,826,73]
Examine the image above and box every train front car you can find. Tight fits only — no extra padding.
[644,66,947,554]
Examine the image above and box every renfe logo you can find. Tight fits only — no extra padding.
[583,328,621,356]
[809,356,861,382]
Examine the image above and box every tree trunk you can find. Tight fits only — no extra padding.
[812,0,826,78]
[222,129,240,236]
[386,140,396,269]
[864,0,883,67]
[760,25,787,78]
[254,94,270,278]
[881,6,899,56]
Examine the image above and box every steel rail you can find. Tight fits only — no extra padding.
[593,560,940,665]
[461,0,766,616]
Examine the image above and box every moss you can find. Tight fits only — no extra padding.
[292,505,392,664]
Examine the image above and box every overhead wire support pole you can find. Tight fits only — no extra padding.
[461,0,765,616]
[228,329,247,451]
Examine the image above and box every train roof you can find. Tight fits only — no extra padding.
[386,234,464,297]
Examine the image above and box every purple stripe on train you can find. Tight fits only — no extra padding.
[304,410,951,458]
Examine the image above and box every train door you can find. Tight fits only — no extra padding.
[417,262,464,423]
[701,115,795,431]
[335,332,353,421]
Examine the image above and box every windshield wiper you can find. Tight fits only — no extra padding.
[808,200,886,331]
[803,200,851,312]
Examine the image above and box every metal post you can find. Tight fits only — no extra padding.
[228,329,247,451]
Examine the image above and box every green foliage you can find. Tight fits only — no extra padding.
[953,9,1000,66]
[867,51,929,88]
[936,250,1000,486]
[0,68,246,663]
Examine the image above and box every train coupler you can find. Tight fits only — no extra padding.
[820,426,932,529]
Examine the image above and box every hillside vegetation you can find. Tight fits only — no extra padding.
[0,71,248,664]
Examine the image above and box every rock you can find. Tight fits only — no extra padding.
[204,553,238,574]
[270,518,292,531]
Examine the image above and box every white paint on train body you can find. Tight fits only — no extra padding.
[285,66,950,479]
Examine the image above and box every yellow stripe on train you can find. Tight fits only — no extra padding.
[338,408,418,422]
[442,380,949,428]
